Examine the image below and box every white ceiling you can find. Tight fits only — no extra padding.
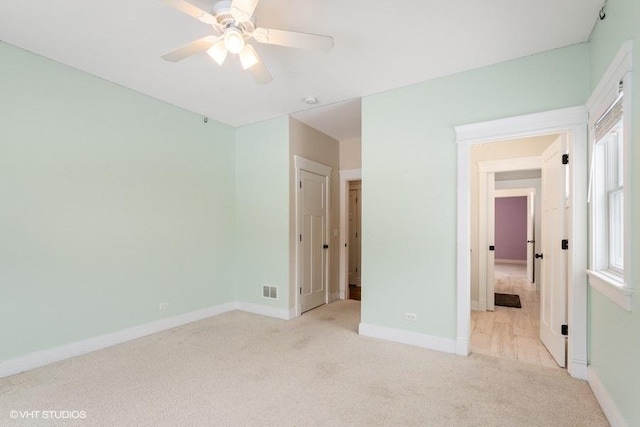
[0,0,603,141]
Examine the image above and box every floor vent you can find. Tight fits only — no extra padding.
[262,285,278,299]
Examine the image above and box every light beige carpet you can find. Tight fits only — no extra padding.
[0,300,608,426]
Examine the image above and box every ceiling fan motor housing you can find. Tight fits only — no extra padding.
[212,0,256,35]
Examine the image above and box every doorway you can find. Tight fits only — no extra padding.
[348,180,362,300]
[339,169,362,301]
[454,106,588,379]
[470,137,560,367]
[295,156,331,315]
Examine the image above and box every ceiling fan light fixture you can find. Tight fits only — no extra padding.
[207,40,228,65]
[239,44,259,69]
[224,27,245,54]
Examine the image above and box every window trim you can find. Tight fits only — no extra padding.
[586,41,633,311]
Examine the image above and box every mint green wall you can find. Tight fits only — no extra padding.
[361,44,590,337]
[587,0,640,424]
[235,117,290,309]
[0,43,236,361]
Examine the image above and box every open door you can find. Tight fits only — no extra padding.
[486,173,496,310]
[526,190,535,283]
[539,135,567,367]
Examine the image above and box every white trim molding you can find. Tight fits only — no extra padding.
[455,106,589,379]
[588,367,628,427]
[477,158,540,311]
[329,292,341,303]
[358,323,457,355]
[338,168,362,300]
[587,271,633,311]
[0,302,237,379]
[236,302,295,320]
[0,300,303,379]
[456,107,587,144]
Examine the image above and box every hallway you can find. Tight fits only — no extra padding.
[470,262,558,368]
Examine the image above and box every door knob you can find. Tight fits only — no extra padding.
[535,253,543,259]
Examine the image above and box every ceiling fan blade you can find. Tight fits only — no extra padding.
[230,0,261,22]
[161,35,220,62]
[246,49,273,84]
[163,0,217,25]
[253,28,333,52]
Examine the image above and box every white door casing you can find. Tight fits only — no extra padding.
[539,135,568,367]
[478,158,540,312]
[455,106,588,379]
[295,156,331,315]
[526,192,535,283]
[486,173,496,310]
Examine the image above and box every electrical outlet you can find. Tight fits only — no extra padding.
[159,303,169,310]
[405,312,417,321]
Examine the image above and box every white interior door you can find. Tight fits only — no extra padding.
[526,191,535,283]
[299,169,328,313]
[348,182,361,287]
[540,135,567,367]
[487,173,496,310]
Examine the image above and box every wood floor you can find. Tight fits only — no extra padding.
[471,262,559,368]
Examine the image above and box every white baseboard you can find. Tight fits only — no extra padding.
[588,367,627,427]
[495,259,526,264]
[235,302,294,320]
[329,292,341,303]
[0,302,237,379]
[568,358,588,380]
[456,338,469,356]
[358,323,456,354]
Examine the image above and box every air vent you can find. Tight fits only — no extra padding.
[262,284,278,300]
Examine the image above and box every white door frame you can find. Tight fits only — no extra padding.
[477,157,540,312]
[294,155,332,317]
[454,106,588,379]
[339,169,362,300]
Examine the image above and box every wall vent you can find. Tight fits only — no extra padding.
[262,285,278,299]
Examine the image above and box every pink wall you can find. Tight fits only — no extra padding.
[495,196,527,261]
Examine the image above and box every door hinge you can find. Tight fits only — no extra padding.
[562,154,569,165]
[299,234,302,242]
[561,324,568,336]
[299,181,302,189]
[562,239,569,250]
[300,287,302,295]
[489,245,495,251]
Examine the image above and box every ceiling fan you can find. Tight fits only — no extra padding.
[161,0,334,84]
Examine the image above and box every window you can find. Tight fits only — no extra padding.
[592,97,624,277]
[586,40,632,311]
